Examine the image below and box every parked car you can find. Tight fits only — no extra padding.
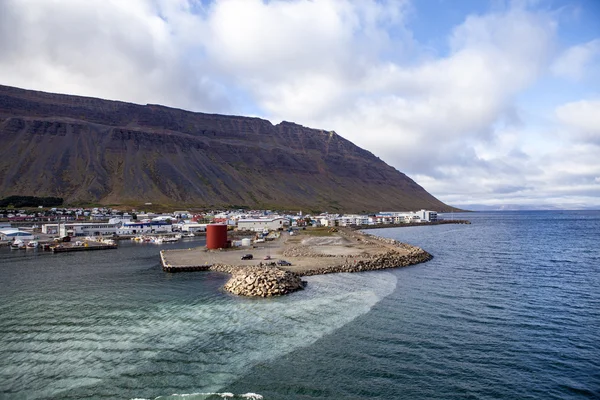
[263,255,271,260]
[277,260,292,266]
[241,254,253,260]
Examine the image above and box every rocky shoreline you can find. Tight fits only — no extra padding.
[204,231,432,297]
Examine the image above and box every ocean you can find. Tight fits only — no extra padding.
[1,211,599,399]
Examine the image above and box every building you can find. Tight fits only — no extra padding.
[173,210,192,219]
[377,210,438,223]
[338,215,370,226]
[415,209,438,222]
[0,229,35,241]
[42,222,119,237]
[181,223,207,233]
[116,221,172,235]
[317,218,334,227]
[237,217,289,232]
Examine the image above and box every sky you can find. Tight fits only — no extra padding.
[1,0,599,210]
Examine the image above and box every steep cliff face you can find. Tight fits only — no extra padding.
[0,85,452,212]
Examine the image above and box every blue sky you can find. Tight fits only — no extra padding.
[0,0,599,209]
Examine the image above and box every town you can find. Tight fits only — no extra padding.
[0,206,445,247]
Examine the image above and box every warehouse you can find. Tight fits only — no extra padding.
[237,217,289,232]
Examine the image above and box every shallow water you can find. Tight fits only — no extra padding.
[1,211,599,399]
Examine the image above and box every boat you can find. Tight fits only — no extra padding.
[162,236,179,243]
[99,238,116,246]
[10,239,26,249]
[184,232,195,237]
[26,241,39,248]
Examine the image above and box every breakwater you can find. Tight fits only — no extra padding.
[355,219,470,230]
[216,265,304,297]
[298,230,432,276]
[299,248,432,277]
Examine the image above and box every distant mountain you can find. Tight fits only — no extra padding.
[0,84,454,212]
[454,204,598,211]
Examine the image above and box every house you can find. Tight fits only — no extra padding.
[173,210,191,219]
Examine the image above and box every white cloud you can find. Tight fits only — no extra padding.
[551,39,600,81]
[296,6,556,179]
[0,0,228,112]
[202,0,412,120]
[555,99,600,146]
[0,0,598,209]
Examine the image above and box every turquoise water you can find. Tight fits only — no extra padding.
[1,211,599,399]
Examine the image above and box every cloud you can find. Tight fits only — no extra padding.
[298,5,556,179]
[0,0,229,112]
[0,0,598,209]
[202,0,412,120]
[555,99,600,143]
[551,39,600,81]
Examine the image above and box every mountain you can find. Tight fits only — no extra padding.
[0,84,453,212]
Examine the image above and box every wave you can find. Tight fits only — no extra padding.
[3,271,397,399]
[133,392,263,399]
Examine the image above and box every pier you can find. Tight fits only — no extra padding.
[159,227,435,296]
[51,243,118,253]
[159,249,213,272]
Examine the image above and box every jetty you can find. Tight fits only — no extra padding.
[355,219,471,230]
[160,227,434,297]
[50,242,118,253]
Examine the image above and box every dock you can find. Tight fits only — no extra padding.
[160,249,213,272]
[51,244,118,253]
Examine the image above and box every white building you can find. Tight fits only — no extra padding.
[318,218,334,227]
[42,223,119,237]
[415,209,438,222]
[377,210,438,223]
[116,221,172,235]
[237,217,289,232]
[173,210,192,219]
[338,215,370,227]
[181,223,207,233]
[0,229,35,241]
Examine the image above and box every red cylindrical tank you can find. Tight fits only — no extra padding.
[206,224,228,249]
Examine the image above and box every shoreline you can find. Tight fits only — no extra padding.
[160,227,434,297]
[355,219,470,229]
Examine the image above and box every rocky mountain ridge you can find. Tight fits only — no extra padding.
[0,84,453,212]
